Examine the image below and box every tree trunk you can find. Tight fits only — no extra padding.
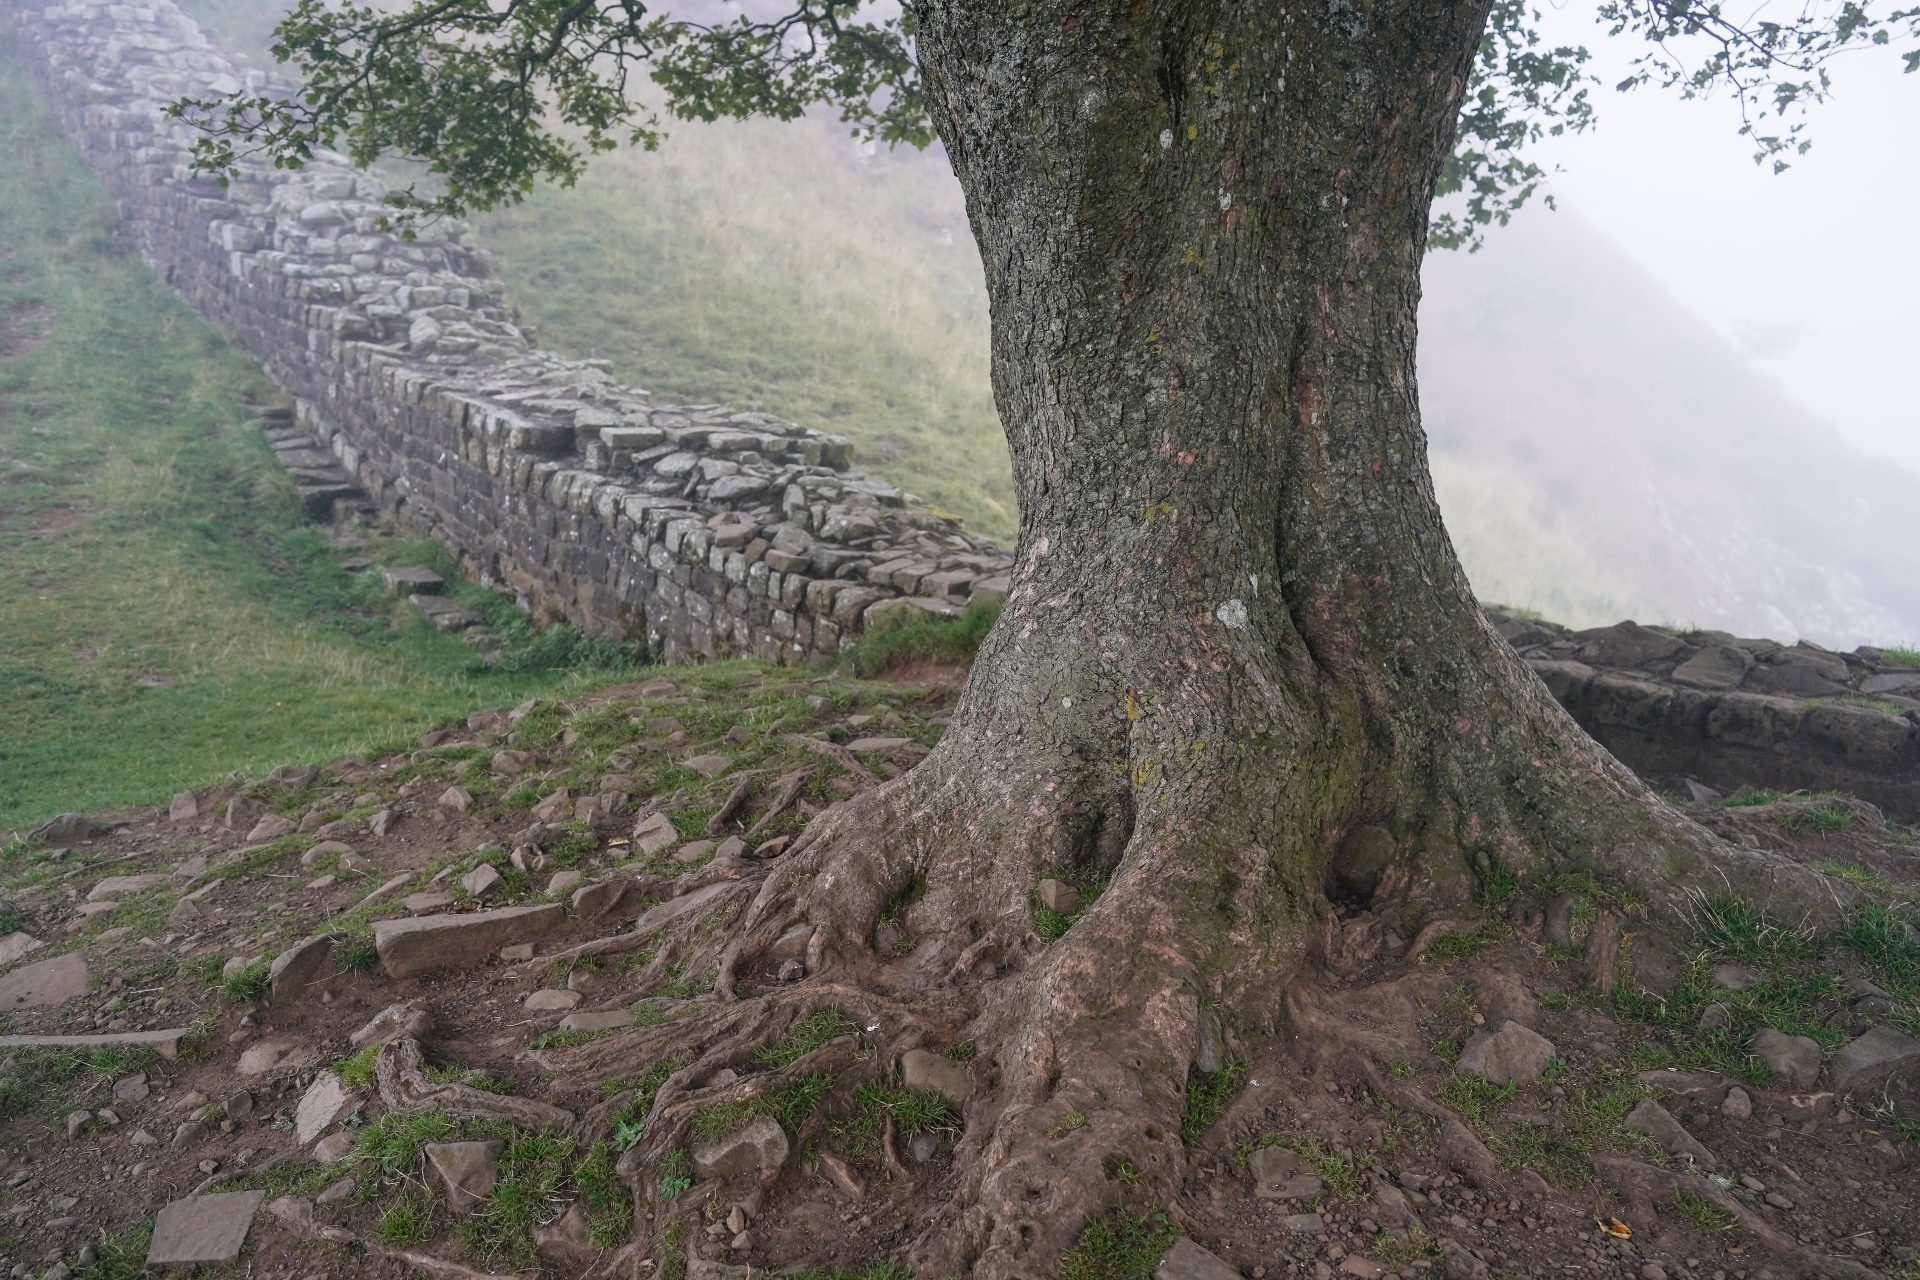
[620,5,1856,1276]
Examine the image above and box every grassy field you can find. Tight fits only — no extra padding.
[0,48,633,833]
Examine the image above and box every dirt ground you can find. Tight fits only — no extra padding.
[1,668,1916,1280]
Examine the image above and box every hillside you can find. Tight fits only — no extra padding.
[1420,210,1920,644]
[0,46,636,830]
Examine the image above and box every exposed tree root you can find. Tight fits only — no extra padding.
[746,766,816,837]
[703,769,764,834]
[784,733,880,785]
[376,1035,575,1133]
[266,1195,529,1280]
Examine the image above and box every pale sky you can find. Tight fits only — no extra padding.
[1522,6,1919,472]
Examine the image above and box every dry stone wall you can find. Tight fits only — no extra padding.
[3,0,1012,666]
[8,3,1916,818]
[1490,610,1920,821]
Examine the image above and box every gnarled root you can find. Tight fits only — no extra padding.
[376,1035,575,1133]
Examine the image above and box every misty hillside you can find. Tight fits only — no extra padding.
[1420,209,1920,645]
[172,1,1920,648]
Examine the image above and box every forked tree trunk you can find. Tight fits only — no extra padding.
[702,4,1853,1275]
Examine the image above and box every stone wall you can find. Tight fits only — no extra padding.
[2,0,1012,667]
[1491,611,1920,821]
[8,3,1917,819]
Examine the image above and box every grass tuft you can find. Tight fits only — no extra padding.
[1671,1187,1740,1232]
[1060,1209,1179,1280]
[753,1009,857,1068]
[217,958,272,1001]
[840,601,1001,677]
[1180,1060,1247,1145]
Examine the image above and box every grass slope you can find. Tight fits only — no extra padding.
[472,119,1016,544]
[0,47,629,832]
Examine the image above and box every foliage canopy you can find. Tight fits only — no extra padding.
[173,0,1917,244]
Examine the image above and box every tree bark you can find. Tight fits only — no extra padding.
[672,5,1859,1275]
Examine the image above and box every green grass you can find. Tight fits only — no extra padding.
[335,1044,382,1089]
[217,958,272,1001]
[458,1132,578,1265]
[1422,921,1512,962]
[1693,897,1814,964]
[759,1072,836,1133]
[753,1009,858,1068]
[1796,803,1856,832]
[1476,861,1520,910]
[1435,1064,1654,1185]
[1060,1210,1179,1280]
[1035,901,1075,941]
[1671,1187,1740,1232]
[1814,859,1909,897]
[1179,1060,1246,1145]
[1881,647,1920,668]
[87,1223,157,1280]
[0,47,637,830]
[830,1082,962,1161]
[841,601,1001,677]
[688,1100,756,1143]
[574,1139,632,1247]
[343,1109,463,1179]
[687,1071,837,1146]
[1836,903,1920,996]
[377,1194,440,1248]
[0,1042,159,1120]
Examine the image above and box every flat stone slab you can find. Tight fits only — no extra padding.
[373,903,565,979]
[380,564,445,594]
[426,1139,504,1213]
[0,951,87,1011]
[412,594,484,631]
[0,931,45,966]
[0,1028,191,1058]
[147,1189,264,1266]
[690,1114,788,1180]
[1156,1239,1244,1280]
[683,754,734,778]
[295,1071,353,1145]
[237,1036,320,1077]
[558,1009,631,1033]
[268,936,333,1004]
[86,874,169,902]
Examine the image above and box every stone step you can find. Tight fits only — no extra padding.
[296,482,365,518]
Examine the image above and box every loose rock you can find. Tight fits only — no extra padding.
[146,1190,264,1266]
[426,1140,504,1213]
[1455,1020,1556,1086]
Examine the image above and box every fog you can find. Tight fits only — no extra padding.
[1528,7,1920,475]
